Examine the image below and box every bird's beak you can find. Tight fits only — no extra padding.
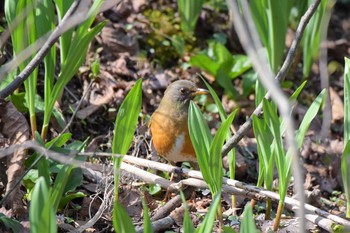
[193,88,209,96]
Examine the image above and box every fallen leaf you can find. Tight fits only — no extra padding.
[330,87,344,122]
[0,100,30,216]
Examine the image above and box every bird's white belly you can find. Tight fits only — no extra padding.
[166,133,194,162]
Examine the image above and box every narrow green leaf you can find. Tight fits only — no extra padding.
[178,0,205,35]
[223,227,237,233]
[54,0,75,62]
[142,198,153,233]
[112,79,142,230]
[342,141,350,218]
[262,99,286,196]
[252,115,274,190]
[343,57,350,217]
[188,102,212,185]
[230,55,252,78]
[114,201,137,233]
[181,192,195,233]
[280,81,308,134]
[296,89,326,148]
[344,58,350,143]
[51,165,72,211]
[112,79,142,155]
[58,192,86,210]
[290,81,307,102]
[30,177,57,233]
[42,20,105,138]
[209,111,236,193]
[0,213,21,233]
[249,0,290,72]
[45,133,72,148]
[195,192,221,233]
[302,0,328,77]
[240,204,258,233]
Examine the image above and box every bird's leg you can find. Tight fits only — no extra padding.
[189,161,199,170]
[163,162,183,202]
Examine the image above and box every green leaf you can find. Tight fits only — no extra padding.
[342,140,350,218]
[230,55,252,79]
[142,198,153,233]
[113,201,137,233]
[195,192,221,233]
[147,183,162,195]
[181,192,195,233]
[63,167,83,194]
[188,102,212,184]
[344,58,350,143]
[43,21,105,138]
[302,0,328,77]
[45,133,72,148]
[223,227,237,233]
[209,111,236,194]
[171,34,185,56]
[54,0,74,62]
[289,81,307,102]
[190,54,219,75]
[51,165,73,211]
[296,89,326,148]
[191,43,250,99]
[58,192,86,210]
[252,115,274,190]
[112,79,142,155]
[23,169,39,192]
[202,77,237,182]
[202,78,227,120]
[9,92,27,112]
[343,57,350,217]
[30,177,57,233]
[250,0,291,72]
[112,79,142,230]
[262,99,286,194]
[216,68,238,99]
[240,204,258,233]
[242,72,257,98]
[213,42,234,65]
[280,81,308,134]
[0,213,21,232]
[178,0,205,35]
[255,78,266,107]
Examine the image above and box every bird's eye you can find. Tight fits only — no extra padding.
[180,88,186,94]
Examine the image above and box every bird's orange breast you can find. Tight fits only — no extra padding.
[150,110,196,162]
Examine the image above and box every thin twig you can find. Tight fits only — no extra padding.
[74,175,114,232]
[118,154,350,229]
[1,143,349,231]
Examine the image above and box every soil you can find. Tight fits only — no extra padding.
[2,0,350,232]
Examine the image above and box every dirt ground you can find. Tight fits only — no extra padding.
[2,0,350,232]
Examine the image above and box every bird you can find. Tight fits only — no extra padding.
[149,80,209,164]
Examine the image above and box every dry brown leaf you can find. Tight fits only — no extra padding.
[76,71,116,119]
[330,87,344,122]
[0,100,30,216]
[100,23,138,56]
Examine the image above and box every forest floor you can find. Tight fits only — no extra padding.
[3,0,350,232]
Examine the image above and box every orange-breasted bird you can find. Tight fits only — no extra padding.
[149,80,209,163]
